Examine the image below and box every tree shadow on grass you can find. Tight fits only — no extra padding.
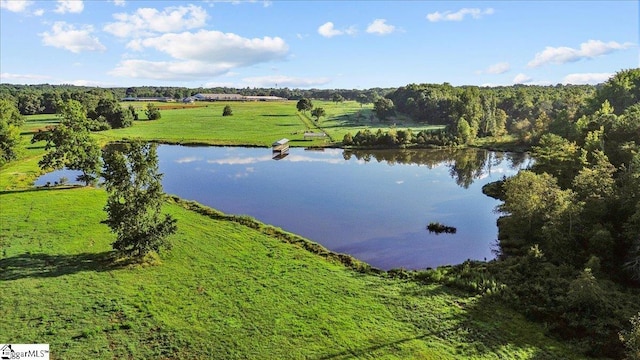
[399,284,583,359]
[314,331,443,360]
[0,185,83,196]
[0,251,130,281]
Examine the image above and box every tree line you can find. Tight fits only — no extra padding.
[424,69,640,358]
[382,82,597,145]
[0,83,390,116]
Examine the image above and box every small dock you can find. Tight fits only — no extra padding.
[272,138,289,159]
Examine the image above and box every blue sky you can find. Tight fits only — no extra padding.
[0,0,638,89]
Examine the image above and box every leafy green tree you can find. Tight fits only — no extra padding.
[566,268,607,314]
[331,93,345,104]
[498,170,578,260]
[493,108,508,136]
[222,105,233,116]
[342,132,353,146]
[374,98,395,120]
[355,93,369,108]
[0,101,23,166]
[456,117,472,144]
[619,313,640,360]
[17,92,43,115]
[573,150,616,201]
[511,118,533,144]
[89,98,133,129]
[311,107,326,122]
[145,103,161,120]
[532,134,584,188]
[41,91,63,114]
[31,100,101,185]
[128,104,139,121]
[296,98,313,113]
[0,99,25,127]
[102,141,177,258]
[591,68,640,115]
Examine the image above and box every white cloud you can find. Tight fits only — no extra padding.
[109,59,234,80]
[528,40,635,67]
[317,22,356,38]
[207,155,272,165]
[283,154,344,164]
[54,0,84,14]
[33,8,43,15]
[562,72,613,85]
[426,8,494,22]
[318,22,343,38]
[104,4,208,37]
[204,0,271,6]
[175,157,202,163]
[366,19,396,35]
[513,73,532,84]
[0,72,51,83]
[0,0,32,12]
[128,30,288,65]
[40,22,106,53]
[240,75,331,88]
[477,62,510,75]
[68,79,113,87]
[111,0,125,6]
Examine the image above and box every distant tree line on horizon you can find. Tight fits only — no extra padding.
[0,83,392,115]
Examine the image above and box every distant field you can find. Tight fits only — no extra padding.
[97,101,326,147]
[95,100,444,147]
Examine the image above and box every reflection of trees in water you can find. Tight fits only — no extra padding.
[448,150,489,188]
[342,148,531,188]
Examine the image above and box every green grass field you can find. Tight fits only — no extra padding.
[0,103,586,359]
[96,101,444,147]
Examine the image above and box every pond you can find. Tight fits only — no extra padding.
[36,146,531,270]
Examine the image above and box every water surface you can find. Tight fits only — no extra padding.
[37,146,530,270]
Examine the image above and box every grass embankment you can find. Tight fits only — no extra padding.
[1,110,583,359]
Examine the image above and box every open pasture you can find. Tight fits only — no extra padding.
[96,100,444,147]
[0,185,582,359]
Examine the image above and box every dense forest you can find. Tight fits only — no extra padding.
[410,69,639,358]
[1,69,639,358]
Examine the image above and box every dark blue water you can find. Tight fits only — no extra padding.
[36,146,530,270]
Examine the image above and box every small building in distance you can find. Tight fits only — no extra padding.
[121,96,174,102]
[194,93,245,101]
[192,93,286,102]
[244,95,287,102]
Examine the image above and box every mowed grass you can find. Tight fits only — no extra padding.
[95,100,445,147]
[0,187,583,359]
[1,105,585,359]
[96,101,327,147]
[315,101,446,142]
